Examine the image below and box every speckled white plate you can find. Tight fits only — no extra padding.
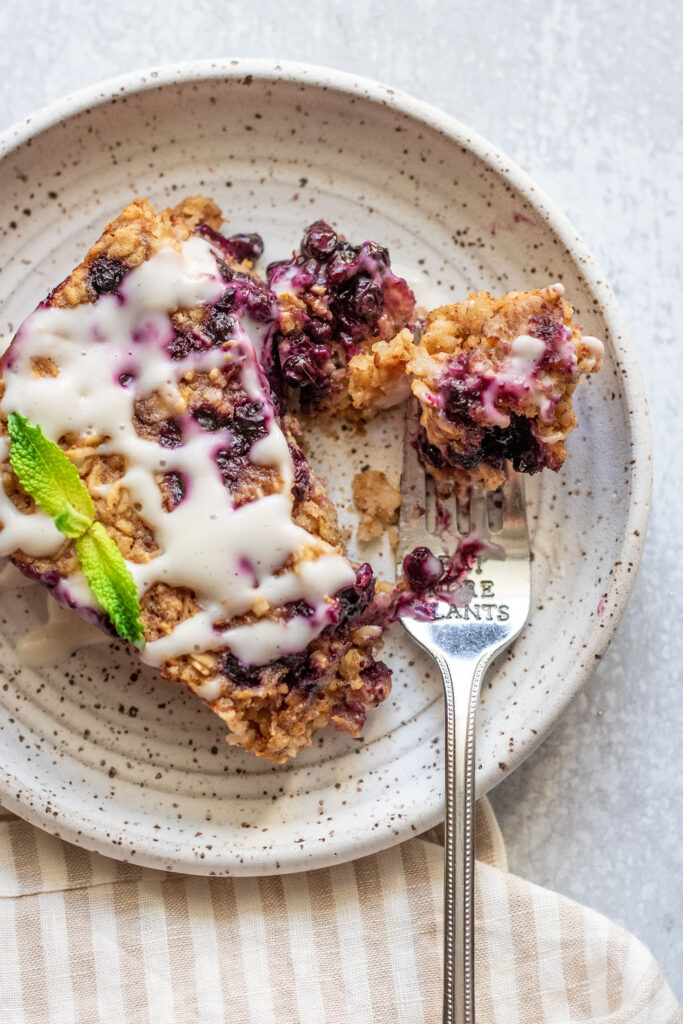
[0,60,651,875]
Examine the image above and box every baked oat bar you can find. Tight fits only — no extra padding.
[0,197,391,763]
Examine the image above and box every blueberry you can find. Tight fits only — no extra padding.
[118,372,134,387]
[168,330,203,361]
[403,546,445,592]
[443,373,485,421]
[234,400,265,434]
[158,419,182,449]
[216,259,234,282]
[224,232,264,263]
[281,650,317,692]
[349,274,383,322]
[163,471,186,510]
[416,428,446,469]
[216,450,246,490]
[205,309,237,343]
[301,221,338,260]
[307,317,333,345]
[222,652,262,688]
[88,257,128,295]
[194,406,221,431]
[228,432,250,456]
[326,242,361,283]
[240,280,275,323]
[283,352,315,385]
[359,240,390,269]
[483,414,545,473]
[215,286,237,311]
[289,444,311,502]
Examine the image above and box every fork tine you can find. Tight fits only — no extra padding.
[396,396,428,563]
[467,486,489,541]
[498,466,530,554]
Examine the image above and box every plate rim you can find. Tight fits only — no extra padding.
[0,58,653,874]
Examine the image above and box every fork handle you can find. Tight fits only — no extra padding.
[438,650,490,1024]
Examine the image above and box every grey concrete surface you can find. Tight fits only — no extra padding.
[0,0,680,999]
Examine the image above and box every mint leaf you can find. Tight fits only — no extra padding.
[8,414,144,649]
[8,412,94,538]
[76,522,145,649]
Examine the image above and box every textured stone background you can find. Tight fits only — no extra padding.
[0,0,680,997]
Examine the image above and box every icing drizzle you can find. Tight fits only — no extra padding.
[0,237,355,667]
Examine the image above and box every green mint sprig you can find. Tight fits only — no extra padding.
[7,413,145,649]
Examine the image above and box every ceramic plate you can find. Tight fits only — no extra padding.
[0,60,651,875]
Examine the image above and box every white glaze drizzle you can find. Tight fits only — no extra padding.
[478,330,576,427]
[579,335,604,372]
[0,237,355,667]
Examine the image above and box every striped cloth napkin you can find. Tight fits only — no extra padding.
[0,797,679,1023]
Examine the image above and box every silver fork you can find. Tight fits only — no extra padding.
[397,398,531,1024]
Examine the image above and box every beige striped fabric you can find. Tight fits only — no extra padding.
[0,799,679,1024]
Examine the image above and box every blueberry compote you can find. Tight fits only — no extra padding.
[164,223,277,365]
[417,413,547,476]
[266,221,415,413]
[220,562,390,717]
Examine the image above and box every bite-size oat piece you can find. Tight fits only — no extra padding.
[0,197,392,763]
[352,469,401,542]
[408,284,603,491]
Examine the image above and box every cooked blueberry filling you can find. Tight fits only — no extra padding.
[288,443,312,502]
[193,405,222,432]
[442,367,488,421]
[221,651,262,688]
[266,221,414,411]
[220,647,315,695]
[285,599,315,619]
[161,471,186,511]
[196,224,264,265]
[416,426,446,469]
[359,660,392,704]
[13,561,61,589]
[477,414,545,473]
[158,418,183,449]
[418,415,546,475]
[215,450,245,491]
[336,562,376,624]
[88,256,128,295]
[204,308,238,344]
[167,329,208,361]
